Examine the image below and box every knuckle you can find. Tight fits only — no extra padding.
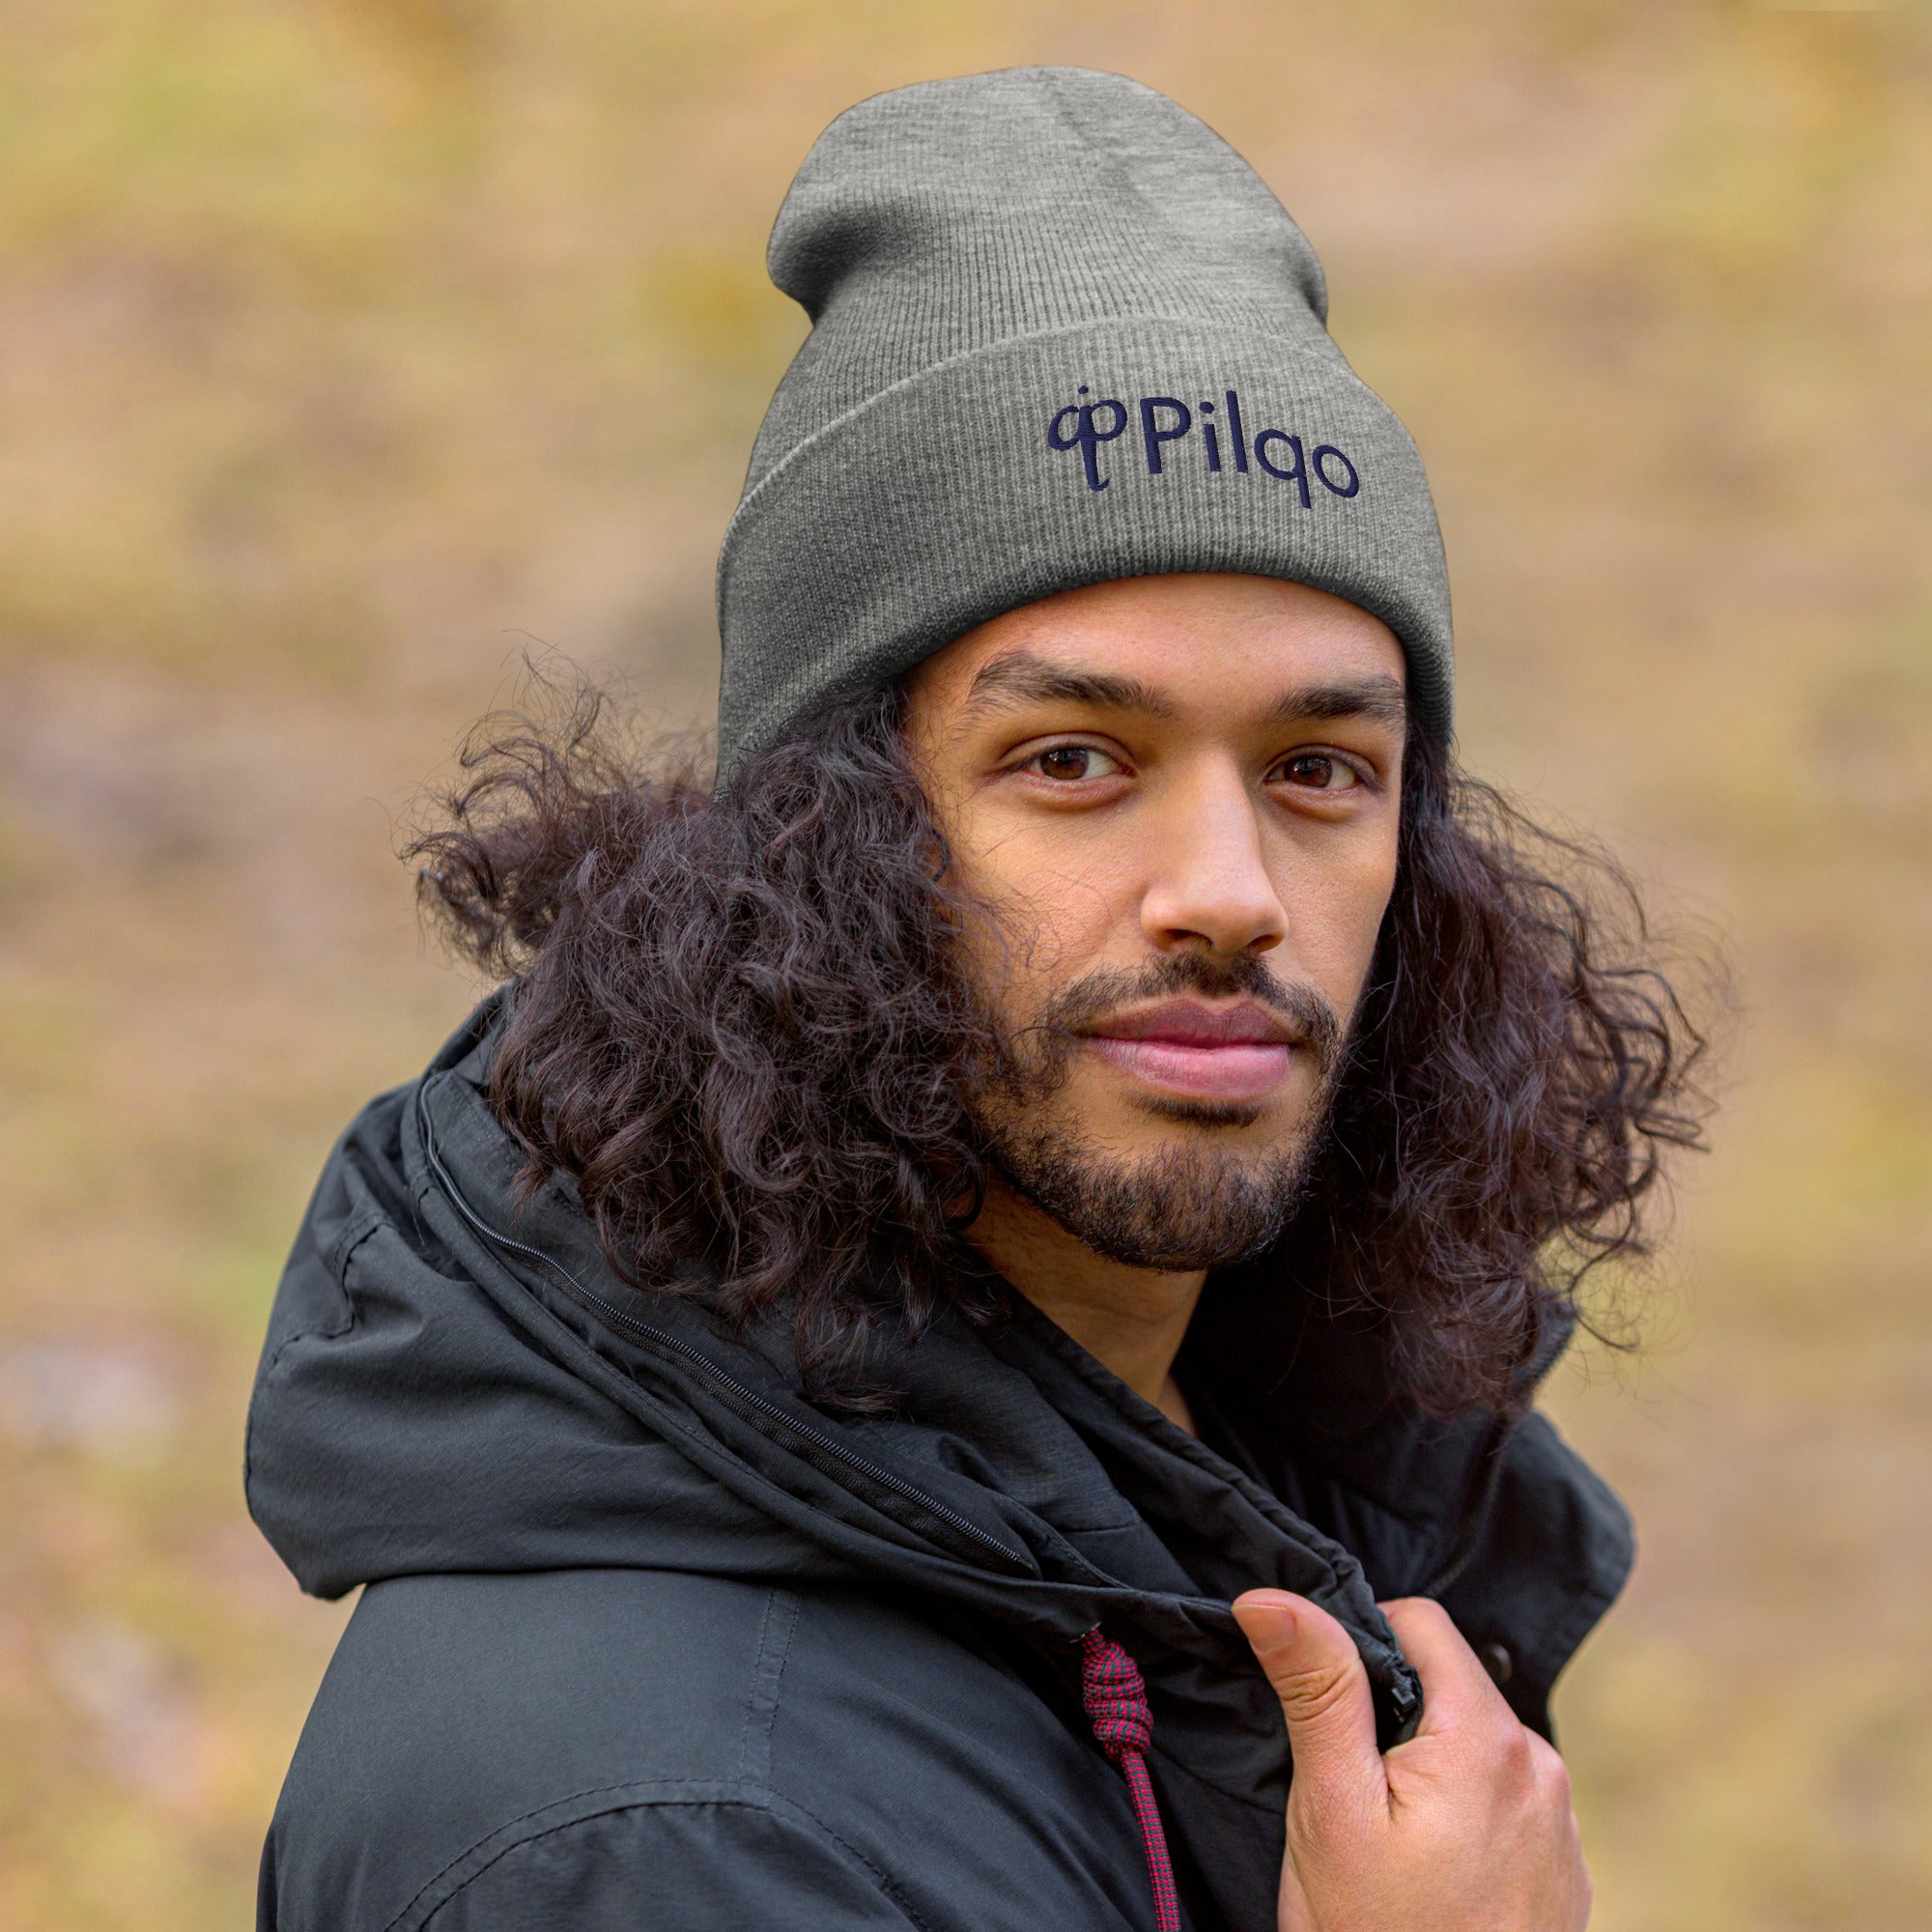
[1526,1735,1573,1801]
[1381,1595,1452,1638]
[1496,1720,1536,1776]
[1274,1660,1357,1725]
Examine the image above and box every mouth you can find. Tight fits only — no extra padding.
[1079,998,1300,1104]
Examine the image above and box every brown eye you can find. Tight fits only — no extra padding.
[1278,753,1360,791]
[1032,746,1120,781]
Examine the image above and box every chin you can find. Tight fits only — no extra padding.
[1071,1095,1321,1178]
[1098,1074,1315,1145]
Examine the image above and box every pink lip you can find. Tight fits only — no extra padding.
[1082,1000,1298,1103]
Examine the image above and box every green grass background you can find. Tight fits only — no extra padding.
[0,3,1927,1925]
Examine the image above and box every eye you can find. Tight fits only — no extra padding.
[1028,744,1122,781]
[1274,753,1363,791]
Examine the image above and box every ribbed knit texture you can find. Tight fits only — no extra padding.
[715,67,1453,776]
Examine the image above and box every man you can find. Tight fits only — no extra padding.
[250,69,1706,1931]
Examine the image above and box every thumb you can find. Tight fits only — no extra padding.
[1233,1591,1383,1797]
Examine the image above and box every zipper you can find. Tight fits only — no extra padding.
[412,1079,1022,1570]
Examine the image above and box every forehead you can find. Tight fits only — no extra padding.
[912,572,1407,716]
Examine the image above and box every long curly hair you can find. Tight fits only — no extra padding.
[410,674,1714,1413]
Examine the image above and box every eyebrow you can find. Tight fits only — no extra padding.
[960,648,1408,734]
[961,649,1176,720]
[1263,673,1409,732]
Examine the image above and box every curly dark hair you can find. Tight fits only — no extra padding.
[410,674,1714,1414]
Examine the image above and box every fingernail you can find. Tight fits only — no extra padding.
[1234,1592,1299,1645]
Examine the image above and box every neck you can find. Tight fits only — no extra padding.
[966,1171,1204,1435]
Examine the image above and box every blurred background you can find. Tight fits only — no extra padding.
[0,2,1927,1926]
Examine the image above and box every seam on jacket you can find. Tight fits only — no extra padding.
[386,1779,737,1932]
[324,1199,387,1288]
[245,1203,382,1492]
[737,1586,799,1788]
[761,1786,935,1932]
[388,1779,929,1932]
[259,1204,380,1386]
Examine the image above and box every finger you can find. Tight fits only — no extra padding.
[1378,1598,1516,1736]
[1233,1590,1383,1796]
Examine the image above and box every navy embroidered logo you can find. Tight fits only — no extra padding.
[1046,386,1360,501]
[1046,387,1130,492]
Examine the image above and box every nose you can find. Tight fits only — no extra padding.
[1138,759,1288,958]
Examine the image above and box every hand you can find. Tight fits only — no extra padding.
[1232,1591,1590,1932]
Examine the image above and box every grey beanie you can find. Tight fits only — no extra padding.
[715,66,1453,776]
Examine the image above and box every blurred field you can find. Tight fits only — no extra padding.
[0,3,1927,1926]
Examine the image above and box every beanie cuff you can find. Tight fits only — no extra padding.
[716,315,1452,776]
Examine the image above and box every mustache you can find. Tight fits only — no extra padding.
[1020,952,1345,1077]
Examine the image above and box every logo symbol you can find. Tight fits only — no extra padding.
[1046,388,1130,492]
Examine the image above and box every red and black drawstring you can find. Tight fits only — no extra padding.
[1079,1629,1181,1932]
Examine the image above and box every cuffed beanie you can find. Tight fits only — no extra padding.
[714,66,1453,776]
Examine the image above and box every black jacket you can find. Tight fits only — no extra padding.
[248,1004,1633,1931]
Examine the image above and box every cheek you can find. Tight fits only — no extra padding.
[1274,834,1399,1009]
[950,834,1147,1038]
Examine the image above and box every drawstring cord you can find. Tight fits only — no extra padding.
[1079,1629,1181,1932]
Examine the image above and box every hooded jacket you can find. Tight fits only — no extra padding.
[248,1000,1633,1931]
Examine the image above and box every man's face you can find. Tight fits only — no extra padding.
[904,572,1407,1271]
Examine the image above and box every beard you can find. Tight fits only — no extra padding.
[971,951,1348,1272]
